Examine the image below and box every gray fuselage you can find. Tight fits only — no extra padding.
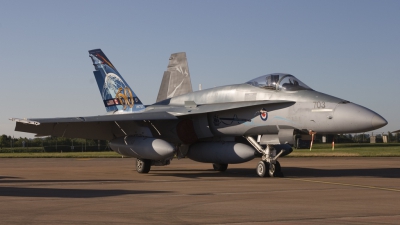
[151,83,386,143]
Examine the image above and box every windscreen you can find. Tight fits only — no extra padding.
[246,74,312,91]
[278,75,312,91]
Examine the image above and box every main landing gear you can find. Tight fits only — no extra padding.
[245,136,284,177]
[136,158,171,174]
[136,158,151,173]
[212,163,228,172]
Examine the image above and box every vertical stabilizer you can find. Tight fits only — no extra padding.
[89,49,145,113]
[156,52,193,102]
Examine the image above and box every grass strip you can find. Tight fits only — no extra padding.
[0,152,122,158]
[290,143,400,157]
[1,143,400,158]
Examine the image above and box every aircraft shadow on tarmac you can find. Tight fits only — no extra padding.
[0,178,171,198]
[0,179,130,184]
[149,167,400,179]
[149,169,258,178]
[0,176,20,179]
[0,186,171,198]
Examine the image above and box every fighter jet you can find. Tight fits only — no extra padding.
[10,49,387,177]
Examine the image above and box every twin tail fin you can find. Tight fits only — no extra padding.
[89,49,145,113]
[156,52,193,102]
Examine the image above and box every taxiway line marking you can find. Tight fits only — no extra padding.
[286,178,400,192]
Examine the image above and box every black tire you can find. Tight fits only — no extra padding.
[256,161,269,177]
[213,163,228,172]
[269,161,283,177]
[136,158,151,173]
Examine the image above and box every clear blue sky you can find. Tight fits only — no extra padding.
[1,0,399,138]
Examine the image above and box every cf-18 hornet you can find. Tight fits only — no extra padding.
[11,49,387,177]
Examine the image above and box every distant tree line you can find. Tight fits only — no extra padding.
[314,132,399,143]
[0,134,110,152]
[1,131,398,150]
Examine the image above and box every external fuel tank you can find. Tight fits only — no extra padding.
[110,136,175,160]
[187,142,256,164]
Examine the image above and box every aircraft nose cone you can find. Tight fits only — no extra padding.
[371,114,388,130]
[333,103,387,133]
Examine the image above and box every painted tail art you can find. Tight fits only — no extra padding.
[89,49,145,113]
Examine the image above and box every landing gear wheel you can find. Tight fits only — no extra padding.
[136,158,151,173]
[213,163,228,172]
[256,161,269,177]
[268,161,283,177]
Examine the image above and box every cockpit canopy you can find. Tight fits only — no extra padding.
[246,73,312,91]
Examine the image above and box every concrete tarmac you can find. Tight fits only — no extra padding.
[0,157,399,225]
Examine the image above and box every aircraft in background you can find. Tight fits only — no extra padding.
[10,49,387,177]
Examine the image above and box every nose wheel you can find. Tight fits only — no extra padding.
[245,136,286,178]
[256,161,283,177]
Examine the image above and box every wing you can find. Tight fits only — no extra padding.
[149,100,295,116]
[11,112,177,140]
[11,100,293,140]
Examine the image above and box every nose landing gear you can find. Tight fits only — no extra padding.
[245,136,284,177]
[256,160,282,177]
